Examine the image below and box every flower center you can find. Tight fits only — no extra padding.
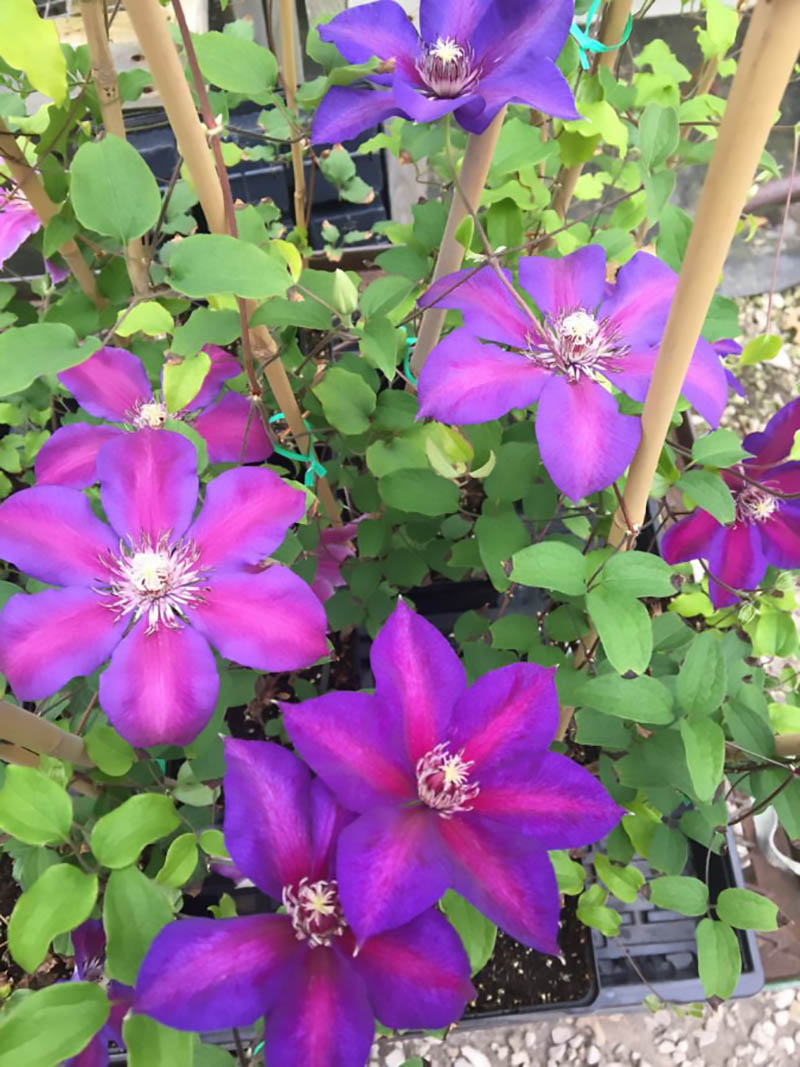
[736,484,779,524]
[101,534,209,633]
[131,399,170,429]
[416,742,479,818]
[282,878,346,948]
[526,308,626,384]
[417,36,480,98]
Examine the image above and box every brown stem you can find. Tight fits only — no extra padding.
[80,0,150,295]
[0,700,94,768]
[0,119,104,308]
[278,0,307,236]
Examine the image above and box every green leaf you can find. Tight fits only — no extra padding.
[123,1014,194,1067]
[650,875,709,916]
[0,982,109,1067]
[577,884,621,937]
[155,833,199,888]
[639,104,680,170]
[696,0,739,60]
[198,828,228,858]
[360,275,414,319]
[104,866,174,985]
[84,724,135,778]
[171,308,241,357]
[115,301,174,338]
[0,765,72,845]
[440,890,497,975]
[510,541,587,596]
[71,137,161,242]
[163,352,212,413]
[312,366,376,435]
[167,235,290,299]
[716,888,778,931]
[696,918,741,998]
[676,470,736,525]
[586,586,653,675]
[677,631,727,716]
[359,316,401,380]
[8,864,97,972]
[192,31,277,94]
[379,469,460,516]
[193,1040,238,1067]
[680,718,725,803]
[577,673,674,725]
[595,854,644,903]
[549,850,586,896]
[0,0,68,104]
[648,824,688,876]
[0,325,100,398]
[90,793,180,869]
[691,429,748,468]
[596,550,675,598]
[739,334,781,367]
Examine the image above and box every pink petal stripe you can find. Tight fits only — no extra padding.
[58,346,151,422]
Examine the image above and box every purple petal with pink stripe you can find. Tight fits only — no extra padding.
[706,521,766,608]
[519,246,607,320]
[191,392,272,464]
[419,266,533,347]
[58,347,151,423]
[34,423,122,489]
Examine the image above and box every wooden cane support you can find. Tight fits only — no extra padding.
[278,0,308,236]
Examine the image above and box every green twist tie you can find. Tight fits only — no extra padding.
[402,326,418,386]
[570,0,633,71]
[269,413,327,488]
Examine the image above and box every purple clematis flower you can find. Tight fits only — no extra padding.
[35,345,272,489]
[663,397,800,608]
[283,601,623,949]
[0,430,327,746]
[0,187,40,268]
[417,246,731,500]
[312,0,577,144]
[135,740,474,1067]
[311,521,359,602]
[63,920,133,1067]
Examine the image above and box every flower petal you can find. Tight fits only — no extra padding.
[135,915,299,1031]
[265,946,374,1067]
[519,246,607,320]
[743,397,800,466]
[0,196,41,268]
[438,815,561,953]
[337,806,452,943]
[760,504,800,570]
[99,619,218,747]
[318,0,419,65]
[34,424,122,489]
[311,523,358,602]
[661,508,721,564]
[465,57,578,132]
[352,908,473,1030]
[192,392,273,464]
[186,345,242,411]
[58,346,151,422]
[418,329,547,425]
[187,468,305,570]
[222,738,315,897]
[72,920,107,979]
[97,429,198,542]
[190,567,328,671]
[764,461,800,496]
[393,77,480,123]
[474,751,624,847]
[309,777,354,882]
[600,252,677,349]
[283,691,415,813]
[706,521,766,609]
[0,588,120,702]
[0,486,117,585]
[535,375,641,500]
[312,86,402,145]
[371,600,466,763]
[449,663,559,772]
[474,0,575,65]
[420,0,485,43]
[418,266,533,347]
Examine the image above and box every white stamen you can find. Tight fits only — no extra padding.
[416,742,479,818]
[282,878,346,948]
[560,310,600,346]
[525,307,627,384]
[430,36,465,64]
[417,36,480,99]
[132,399,169,429]
[735,484,779,525]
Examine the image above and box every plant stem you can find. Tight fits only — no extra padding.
[0,119,104,308]
[277,0,308,239]
[410,109,506,376]
[79,0,150,295]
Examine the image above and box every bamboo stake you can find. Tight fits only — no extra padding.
[410,109,506,377]
[278,0,307,235]
[124,0,341,523]
[0,119,104,308]
[775,734,800,758]
[0,700,94,767]
[80,0,150,295]
[610,0,800,547]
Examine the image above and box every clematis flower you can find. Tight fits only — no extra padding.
[312,0,577,145]
[0,430,327,746]
[0,187,40,268]
[35,345,272,489]
[417,246,731,500]
[283,601,623,949]
[311,521,359,602]
[64,920,133,1067]
[663,397,800,608]
[135,740,474,1067]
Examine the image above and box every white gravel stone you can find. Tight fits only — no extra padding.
[497,1050,509,1063]
[524,1031,537,1049]
[586,1045,601,1065]
[551,1027,573,1046]
[385,1051,407,1067]
[653,1010,672,1030]
[548,1045,566,1064]
[778,1037,796,1055]
[568,1035,584,1049]
[775,1010,790,1027]
[658,1041,677,1055]
[510,1053,529,1067]
[461,1048,492,1067]
[752,1051,769,1066]
[773,989,797,1010]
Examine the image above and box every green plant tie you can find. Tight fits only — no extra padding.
[402,328,418,386]
[570,0,633,71]
[268,413,327,487]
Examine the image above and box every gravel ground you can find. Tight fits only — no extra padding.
[369,286,800,1067]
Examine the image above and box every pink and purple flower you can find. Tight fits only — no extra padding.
[663,397,800,608]
[35,345,271,489]
[417,246,731,500]
[0,187,40,269]
[311,522,359,602]
[0,430,327,746]
[283,600,623,949]
[135,740,474,1067]
[313,0,577,144]
[64,921,133,1067]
